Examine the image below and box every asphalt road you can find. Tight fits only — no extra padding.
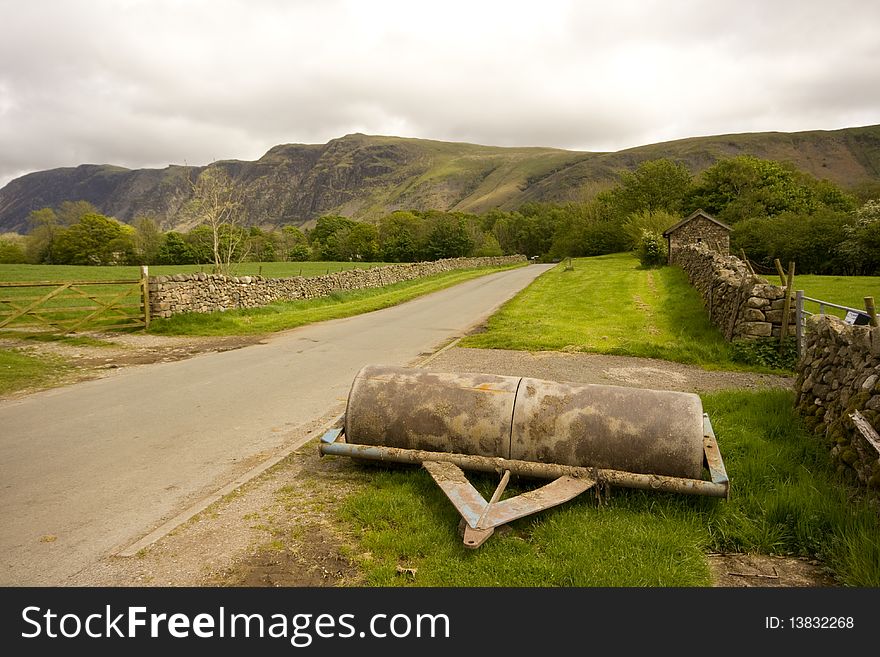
[0,264,551,585]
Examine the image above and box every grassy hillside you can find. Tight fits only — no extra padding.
[2,125,878,232]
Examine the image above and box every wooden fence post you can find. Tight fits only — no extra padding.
[779,261,795,351]
[866,296,878,327]
[773,258,787,286]
[141,265,151,329]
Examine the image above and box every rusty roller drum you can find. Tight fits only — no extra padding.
[344,365,705,480]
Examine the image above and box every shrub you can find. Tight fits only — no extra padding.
[635,230,667,267]
[731,337,798,371]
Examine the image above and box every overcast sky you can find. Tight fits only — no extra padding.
[1,0,879,188]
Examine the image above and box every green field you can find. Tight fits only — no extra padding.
[462,253,736,368]
[795,274,878,319]
[0,261,388,334]
[461,254,878,368]
[0,261,387,283]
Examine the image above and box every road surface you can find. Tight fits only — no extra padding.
[0,264,551,584]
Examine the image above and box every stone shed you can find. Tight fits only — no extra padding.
[663,209,731,265]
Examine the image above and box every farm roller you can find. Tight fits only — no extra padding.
[320,365,729,548]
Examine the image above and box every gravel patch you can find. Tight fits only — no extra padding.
[423,346,793,393]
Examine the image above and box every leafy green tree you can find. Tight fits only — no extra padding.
[288,243,311,261]
[839,200,880,274]
[310,215,358,260]
[156,232,197,265]
[245,227,278,262]
[473,233,503,257]
[548,202,626,258]
[25,208,61,263]
[601,159,692,220]
[345,222,380,261]
[278,225,309,261]
[185,225,215,264]
[0,235,27,263]
[732,209,854,274]
[425,213,474,259]
[492,206,558,258]
[56,200,101,226]
[311,215,357,244]
[621,210,679,250]
[688,156,854,223]
[379,211,423,262]
[132,216,163,264]
[51,213,136,265]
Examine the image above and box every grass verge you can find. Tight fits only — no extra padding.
[148,265,521,336]
[336,389,880,586]
[461,253,739,369]
[0,349,69,396]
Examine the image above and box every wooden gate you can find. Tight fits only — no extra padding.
[0,269,150,333]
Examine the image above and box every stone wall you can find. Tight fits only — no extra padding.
[148,255,526,318]
[795,315,880,489]
[673,244,796,340]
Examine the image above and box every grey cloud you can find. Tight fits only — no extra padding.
[1,0,879,187]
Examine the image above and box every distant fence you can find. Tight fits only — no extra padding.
[794,292,877,354]
[0,266,150,333]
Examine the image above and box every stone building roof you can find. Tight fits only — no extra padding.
[662,210,732,237]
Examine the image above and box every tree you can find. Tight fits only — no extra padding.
[278,225,310,261]
[311,215,358,260]
[245,226,278,262]
[425,213,473,259]
[132,216,163,264]
[339,222,380,261]
[25,208,60,263]
[56,200,101,226]
[179,169,248,273]
[839,200,880,274]
[473,233,503,257]
[732,209,854,274]
[156,232,197,265]
[687,156,855,223]
[601,159,692,220]
[51,213,135,265]
[0,235,27,263]
[379,211,423,262]
[621,210,679,250]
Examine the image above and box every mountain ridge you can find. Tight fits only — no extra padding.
[1,124,878,232]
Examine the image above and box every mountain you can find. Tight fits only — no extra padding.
[1,125,879,232]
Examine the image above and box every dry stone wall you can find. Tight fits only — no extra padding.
[674,244,796,340]
[148,256,526,318]
[795,315,880,489]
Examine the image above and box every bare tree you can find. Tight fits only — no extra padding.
[181,168,249,274]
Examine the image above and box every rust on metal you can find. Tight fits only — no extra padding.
[422,461,595,549]
[327,365,731,548]
[512,377,704,479]
[344,365,705,479]
[344,365,518,458]
[319,441,729,498]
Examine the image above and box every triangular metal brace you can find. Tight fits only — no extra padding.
[422,460,596,548]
